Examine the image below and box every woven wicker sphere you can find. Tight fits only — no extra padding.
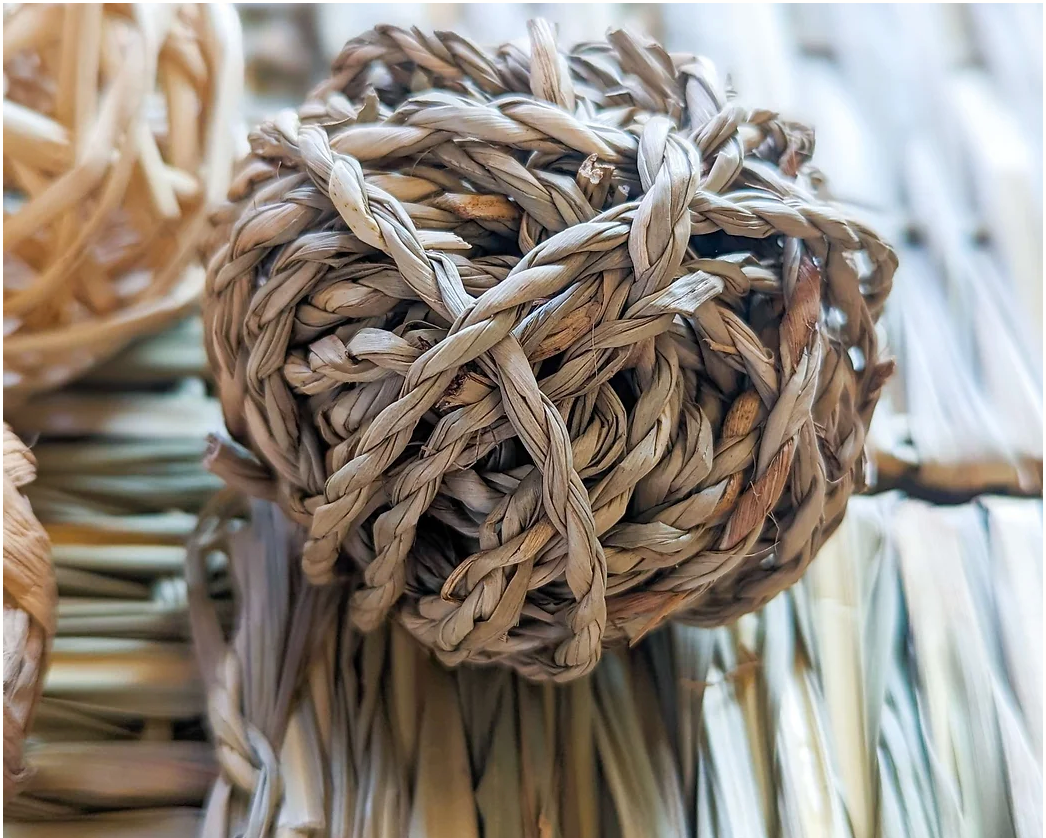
[3,3,244,397]
[205,22,897,681]
[3,425,55,796]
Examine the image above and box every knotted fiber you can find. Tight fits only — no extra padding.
[3,3,243,397]
[3,425,55,796]
[204,21,896,681]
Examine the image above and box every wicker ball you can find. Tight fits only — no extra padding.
[3,3,244,397]
[204,22,896,681]
[3,425,55,795]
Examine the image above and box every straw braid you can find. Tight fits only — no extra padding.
[186,493,339,836]
[204,21,895,680]
[207,653,283,835]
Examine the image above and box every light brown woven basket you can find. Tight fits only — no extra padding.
[3,425,55,798]
[3,3,244,398]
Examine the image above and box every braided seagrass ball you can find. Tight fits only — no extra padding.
[205,21,896,681]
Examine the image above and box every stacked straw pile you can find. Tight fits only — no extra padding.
[186,491,1042,838]
[4,318,227,836]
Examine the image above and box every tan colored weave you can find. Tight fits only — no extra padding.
[204,21,896,680]
[3,425,55,797]
[3,3,243,397]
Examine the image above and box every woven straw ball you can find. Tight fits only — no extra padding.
[3,3,243,397]
[205,22,896,681]
[3,425,54,796]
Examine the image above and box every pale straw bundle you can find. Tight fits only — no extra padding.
[204,20,896,681]
[4,318,224,829]
[3,425,55,799]
[3,3,244,398]
[188,491,1042,838]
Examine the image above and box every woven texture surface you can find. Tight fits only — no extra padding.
[3,426,55,798]
[2,3,243,397]
[204,22,896,680]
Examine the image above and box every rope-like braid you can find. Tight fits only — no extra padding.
[203,21,895,680]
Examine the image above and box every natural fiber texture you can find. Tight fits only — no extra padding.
[4,320,224,825]
[3,425,55,797]
[190,492,1044,838]
[3,3,244,398]
[204,22,896,680]
[186,491,337,838]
